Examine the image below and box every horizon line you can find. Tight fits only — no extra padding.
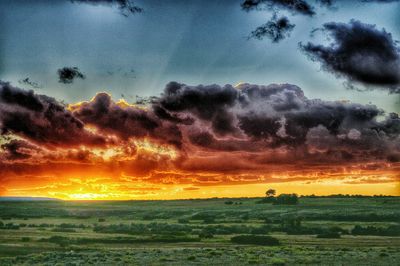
[0,194,399,202]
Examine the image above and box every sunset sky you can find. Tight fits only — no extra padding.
[0,0,399,200]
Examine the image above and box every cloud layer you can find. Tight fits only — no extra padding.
[1,81,399,197]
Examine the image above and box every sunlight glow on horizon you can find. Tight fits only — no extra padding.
[3,177,399,200]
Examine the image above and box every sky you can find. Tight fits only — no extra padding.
[0,0,399,199]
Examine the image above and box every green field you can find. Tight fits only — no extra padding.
[0,197,399,265]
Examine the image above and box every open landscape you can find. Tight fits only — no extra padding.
[2,1,400,265]
[0,196,399,265]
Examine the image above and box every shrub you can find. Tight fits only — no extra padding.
[351,225,400,236]
[316,232,341,238]
[2,223,20,230]
[257,197,276,204]
[306,213,400,222]
[52,228,76,233]
[240,214,249,220]
[46,236,69,243]
[199,231,214,238]
[142,214,158,220]
[203,218,215,224]
[329,226,349,235]
[231,235,280,246]
[201,224,253,235]
[58,223,86,229]
[94,222,192,235]
[43,236,70,247]
[273,194,298,205]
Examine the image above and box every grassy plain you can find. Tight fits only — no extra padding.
[0,197,399,265]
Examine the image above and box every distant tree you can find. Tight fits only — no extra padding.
[266,189,276,197]
[256,188,277,203]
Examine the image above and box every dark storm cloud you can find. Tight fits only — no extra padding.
[57,67,86,84]
[249,16,295,42]
[156,82,239,136]
[70,0,143,16]
[241,0,315,16]
[159,82,239,115]
[0,81,105,147]
[18,78,42,89]
[71,92,182,147]
[72,92,158,139]
[2,80,399,166]
[153,82,400,163]
[300,20,400,93]
[1,84,44,111]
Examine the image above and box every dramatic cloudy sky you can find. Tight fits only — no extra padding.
[0,0,399,199]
